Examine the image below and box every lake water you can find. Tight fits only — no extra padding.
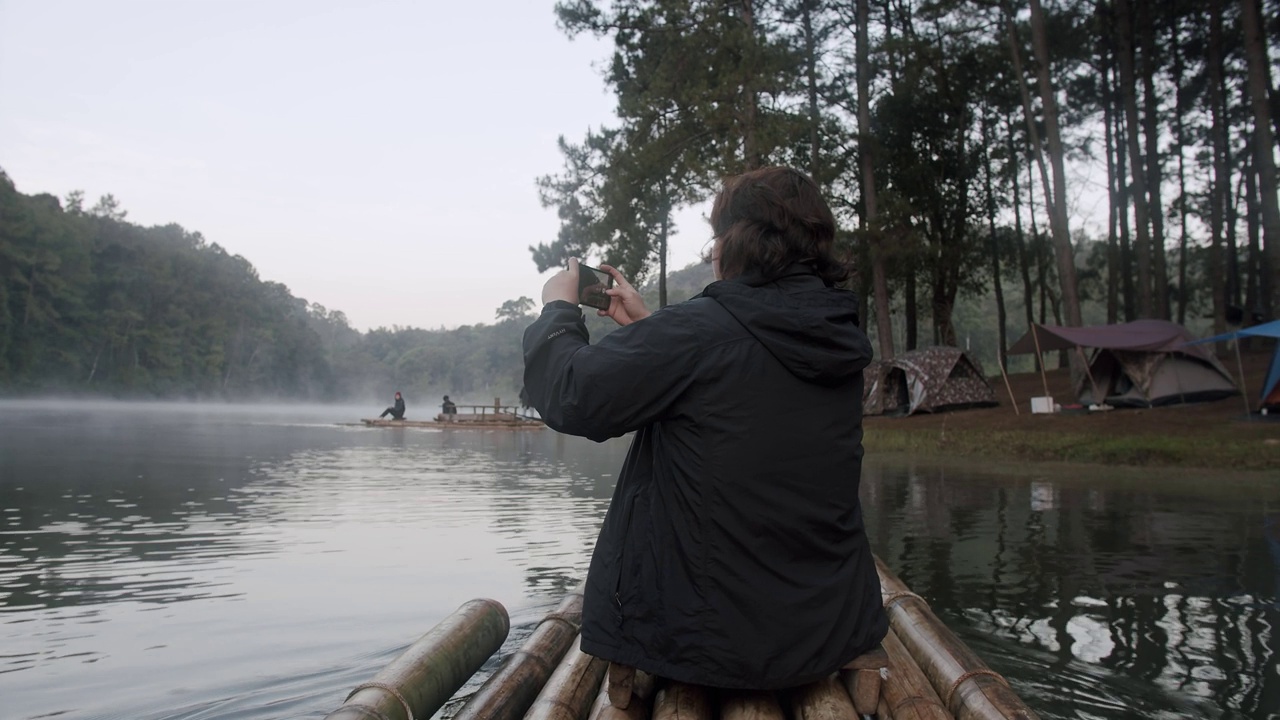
[0,401,1276,720]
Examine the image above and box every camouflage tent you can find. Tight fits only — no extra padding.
[862,346,998,416]
[861,360,900,416]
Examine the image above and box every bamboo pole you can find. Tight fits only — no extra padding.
[524,635,608,720]
[588,670,656,720]
[996,358,1020,415]
[790,674,858,720]
[871,630,950,720]
[453,588,585,720]
[326,598,509,720]
[607,663,636,709]
[1234,339,1252,417]
[1030,324,1050,398]
[1075,347,1102,405]
[841,646,888,716]
[651,681,713,720]
[874,557,1040,720]
[721,691,786,720]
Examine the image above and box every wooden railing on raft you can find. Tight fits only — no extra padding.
[325,559,1040,720]
[442,398,541,423]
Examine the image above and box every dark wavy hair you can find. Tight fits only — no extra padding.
[708,166,849,285]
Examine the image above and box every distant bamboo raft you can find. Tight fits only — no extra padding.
[361,398,546,429]
[329,563,1039,720]
[360,416,547,429]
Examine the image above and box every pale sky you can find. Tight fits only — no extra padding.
[0,0,712,331]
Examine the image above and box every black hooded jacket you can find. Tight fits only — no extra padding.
[522,267,887,689]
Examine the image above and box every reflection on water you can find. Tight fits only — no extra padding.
[1,401,1277,719]
[0,402,624,720]
[861,460,1280,719]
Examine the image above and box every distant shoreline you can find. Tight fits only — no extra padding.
[862,361,1280,472]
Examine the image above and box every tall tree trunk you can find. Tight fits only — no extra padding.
[803,0,820,177]
[658,211,669,308]
[1027,0,1084,383]
[1240,0,1280,318]
[1139,0,1169,319]
[1245,155,1261,320]
[1028,0,1083,333]
[905,270,918,351]
[857,239,873,332]
[1003,4,1056,247]
[931,109,971,349]
[859,0,894,359]
[1115,0,1155,317]
[1141,0,1172,316]
[943,263,961,348]
[1029,172,1046,326]
[1037,241,1048,328]
[1206,0,1230,336]
[1043,254,1068,367]
[1272,58,1280,143]
[983,112,1008,371]
[1112,59,1136,322]
[1171,13,1190,325]
[881,0,898,85]
[739,0,761,169]
[1227,84,1242,309]
[1101,34,1120,325]
[932,271,950,346]
[1007,119,1036,338]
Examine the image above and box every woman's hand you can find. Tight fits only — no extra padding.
[541,257,581,305]
[597,264,650,326]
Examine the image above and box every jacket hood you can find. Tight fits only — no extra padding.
[702,266,872,386]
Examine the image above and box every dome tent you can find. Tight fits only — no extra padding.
[1008,320,1238,408]
[862,346,997,416]
[1185,319,1280,411]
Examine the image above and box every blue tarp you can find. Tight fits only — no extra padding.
[1186,320,1280,407]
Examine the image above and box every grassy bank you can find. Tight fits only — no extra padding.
[863,423,1280,471]
[862,354,1280,472]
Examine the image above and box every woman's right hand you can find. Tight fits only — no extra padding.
[597,264,650,326]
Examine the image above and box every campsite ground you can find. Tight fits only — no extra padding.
[863,346,1280,471]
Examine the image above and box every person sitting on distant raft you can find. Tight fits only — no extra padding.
[440,395,457,421]
[378,391,406,420]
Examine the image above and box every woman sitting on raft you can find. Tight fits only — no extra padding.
[522,166,887,689]
[379,391,406,420]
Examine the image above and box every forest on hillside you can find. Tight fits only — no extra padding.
[534,0,1279,372]
[0,174,533,402]
[0,173,716,402]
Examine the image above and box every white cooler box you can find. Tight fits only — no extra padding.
[1030,396,1056,414]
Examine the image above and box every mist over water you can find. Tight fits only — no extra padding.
[1,401,1276,719]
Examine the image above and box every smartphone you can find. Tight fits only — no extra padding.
[577,264,614,311]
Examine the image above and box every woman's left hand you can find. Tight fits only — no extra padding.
[541,257,581,305]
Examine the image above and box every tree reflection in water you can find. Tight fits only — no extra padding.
[861,458,1279,719]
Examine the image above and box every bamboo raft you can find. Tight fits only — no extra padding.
[360,417,546,430]
[361,399,546,430]
[326,558,1039,720]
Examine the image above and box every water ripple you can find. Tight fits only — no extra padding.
[2,406,1277,720]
